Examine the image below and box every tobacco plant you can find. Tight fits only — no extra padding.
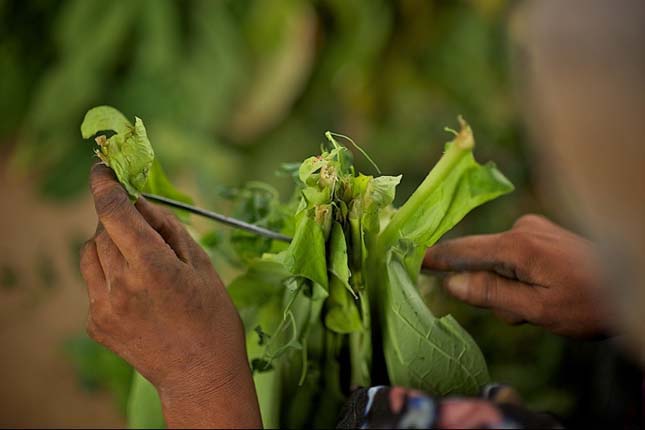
[81,106,513,428]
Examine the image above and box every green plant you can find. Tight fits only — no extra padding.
[81,107,513,428]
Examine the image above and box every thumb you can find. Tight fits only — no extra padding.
[444,271,540,320]
[89,164,167,262]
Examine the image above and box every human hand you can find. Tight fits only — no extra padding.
[80,164,260,428]
[423,214,610,338]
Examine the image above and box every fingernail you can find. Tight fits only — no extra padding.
[445,273,469,297]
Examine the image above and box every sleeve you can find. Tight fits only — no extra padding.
[336,384,564,429]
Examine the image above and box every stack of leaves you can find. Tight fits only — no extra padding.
[81,106,514,428]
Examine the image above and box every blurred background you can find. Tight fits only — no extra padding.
[0,0,641,428]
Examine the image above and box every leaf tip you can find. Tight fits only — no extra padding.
[454,115,474,150]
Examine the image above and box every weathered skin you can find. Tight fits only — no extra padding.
[424,214,608,338]
[80,164,261,428]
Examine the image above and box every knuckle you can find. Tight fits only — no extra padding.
[517,234,540,265]
[513,214,546,229]
[86,318,106,343]
[90,306,111,328]
[503,231,536,269]
[499,230,520,248]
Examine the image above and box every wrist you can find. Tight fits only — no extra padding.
[158,355,261,428]
[159,360,261,429]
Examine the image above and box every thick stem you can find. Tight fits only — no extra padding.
[349,289,371,388]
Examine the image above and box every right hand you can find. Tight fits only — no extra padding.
[423,214,611,338]
[80,164,261,428]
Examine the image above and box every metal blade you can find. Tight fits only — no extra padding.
[141,192,292,243]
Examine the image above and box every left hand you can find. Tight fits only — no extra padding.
[423,214,610,338]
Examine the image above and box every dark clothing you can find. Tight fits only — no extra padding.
[337,384,563,429]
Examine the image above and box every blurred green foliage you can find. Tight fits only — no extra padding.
[65,336,133,414]
[5,0,635,426]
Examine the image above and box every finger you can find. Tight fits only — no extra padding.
[80,239,108,305]
[95,229,126,287]
[512,214,553,230]
[493,309,525,325]
[423,234,519,279]
[443,271,541,320]
[135,197,192,263]
[513,213,589,245]
[89,164,169,262]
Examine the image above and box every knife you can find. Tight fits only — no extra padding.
[142,192,292,243]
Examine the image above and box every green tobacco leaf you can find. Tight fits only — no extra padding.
[378,118,513,277]
[228,259,290,338]
[80,105,131,137]
[81,106,154,198]
[361,174,401,235]
[143,159,193,221]
[325,223,361,333]
[382,255,489,395]
[298,155,325,185]
[375,118,511,396]
[394,153,512,249]
[253,364,282,429]
[364,175,401,211]
[325,282,362,334]
[271,213,328,289]
[327,222,352,294]
[127,371,164,429]
[425,160,513,246]
[245,300,283,429]
[349,289,372,388]
[143,159,192,204]
[228,183,284,263]
[228,260,290,311]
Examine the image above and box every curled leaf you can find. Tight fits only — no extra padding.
[81,106,154,198]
